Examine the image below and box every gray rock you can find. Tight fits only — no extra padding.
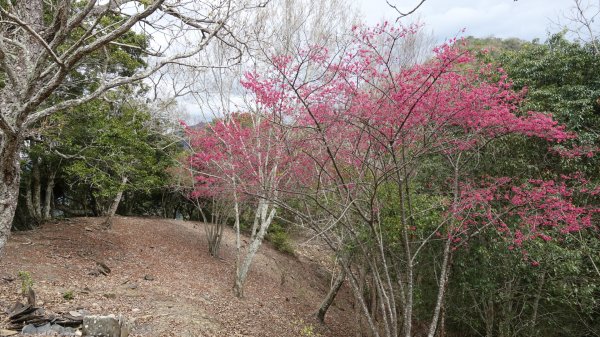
[62,327,77,336]
[36,323,52,334]
[50,324,64,334]
[82,315,129,337]
[21,324,37,335]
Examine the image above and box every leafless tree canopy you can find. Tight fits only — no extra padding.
[564,0,600,53]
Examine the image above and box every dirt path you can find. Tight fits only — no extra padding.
[0,217,356,336]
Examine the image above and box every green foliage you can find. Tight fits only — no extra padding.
[45,97,175,213]
[17,271,34,295]
[474,33,600,177]
[448,229,600,337]
[266,222,295,255]
[294,319,321,337]
[62,290,74,301]
[447,34,600,337]
[464,36,527,55]
[11,2,172,224]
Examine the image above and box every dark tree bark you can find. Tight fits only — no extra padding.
[317,267,346,323]
[0,133,23,256]
[31,157,42,220]
[42,171,55,220]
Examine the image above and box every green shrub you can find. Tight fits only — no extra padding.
[17,271,33,295]
[267,223,295,255]
[63,290,75,301]
[294,319,321,337]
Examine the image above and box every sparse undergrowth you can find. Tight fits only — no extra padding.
[0,217,355,336]
[266,222,295,256]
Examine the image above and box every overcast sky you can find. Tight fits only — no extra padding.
[357,0,575,42]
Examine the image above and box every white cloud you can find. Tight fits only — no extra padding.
[357,0,573,41]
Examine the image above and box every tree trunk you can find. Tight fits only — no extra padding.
[346,262,381,337]
[427,235,453,337]
[317,267,346,323]
[0,134,23,257]
[20,1,44,30]
[428,158,460,337]
[42,172,55,220]
[233,187,243,297]
[234,199,276,298]
[25,175,35,222]
[101,176,127,229]
[31,157,42,220]
[529,272,545,336]
[205,221,224,258]
[484,298,494,337]
[437,295,446,337]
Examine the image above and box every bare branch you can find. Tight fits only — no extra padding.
[24,18,226,128]
[0,37,22,99]
[0,111,15,136]
[109,40,162,57]
[386,0,426,20]
[0,7,64,67]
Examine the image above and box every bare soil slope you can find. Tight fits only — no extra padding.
[0,217,356,336]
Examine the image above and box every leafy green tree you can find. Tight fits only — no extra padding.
[443,34,600,337]
[43,95,175,226]
[478,33,600,176]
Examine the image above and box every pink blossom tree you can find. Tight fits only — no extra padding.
[186,111,295,298]
[239,22,598,337]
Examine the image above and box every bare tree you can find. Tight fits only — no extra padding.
[565,0,600,53]
[0,0,266,257]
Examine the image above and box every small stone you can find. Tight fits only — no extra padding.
[103,293,117,299]
[143,275,154,281]
[132,308,141,313]
[1,275,15,283]
[128,283,138,290]
[21,324,37,334]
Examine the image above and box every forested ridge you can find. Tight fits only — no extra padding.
[0,1,599,336]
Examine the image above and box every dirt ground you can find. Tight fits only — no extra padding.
[0,217,357,336]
